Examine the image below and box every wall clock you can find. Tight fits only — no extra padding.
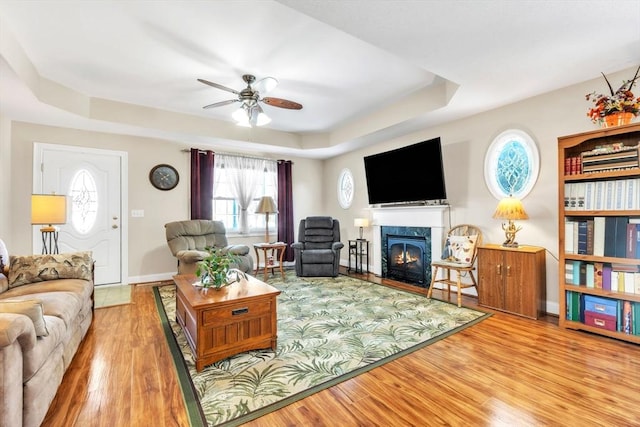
[337,168,354,209]
[149,164,179,191]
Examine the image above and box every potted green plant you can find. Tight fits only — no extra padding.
[195,247,245,290]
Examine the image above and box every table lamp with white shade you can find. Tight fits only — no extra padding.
[354,218,370,240]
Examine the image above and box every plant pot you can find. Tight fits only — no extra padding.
[602,112,634,128]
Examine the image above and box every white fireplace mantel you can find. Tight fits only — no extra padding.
[369,205,450,276]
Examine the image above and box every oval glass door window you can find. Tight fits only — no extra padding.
[69,169,99,234]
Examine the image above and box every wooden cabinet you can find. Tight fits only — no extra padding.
[558,123,640,344]
[478,244,546,319]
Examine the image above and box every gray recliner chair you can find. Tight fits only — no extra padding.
[165,220,253,275]
[291,216,344,277]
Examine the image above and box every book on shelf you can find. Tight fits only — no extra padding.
[594,262,604,289]
[565,291,581,321]
[604,181,615,210]
[577,221,588,255]
[573,260,583,285]
[603,217,629,258]
[602,264,612,291]
[566,261,640,294]
[564,219,574,254]
[566,216,637,257]
[628,224,639,259]
[594,181,605,210]
[584,182,594,210]
[565,262,574,284]
[623,301,633,334]
[625,179,639,210]
[581,144,640,173]
[564,179,640,211]
[593,216,605,257]
[615,217,630,258]
[614,180,626,210]
[585,263,595,288]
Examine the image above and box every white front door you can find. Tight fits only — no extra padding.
[33,143,128,285]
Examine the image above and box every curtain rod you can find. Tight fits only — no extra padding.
[181,149,289,163]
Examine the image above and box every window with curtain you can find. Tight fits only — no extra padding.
[213,154,277,234]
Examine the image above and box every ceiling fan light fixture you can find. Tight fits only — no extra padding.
[255,111,271,126]
[232,105,270,127]
[232,106,249,124]
[199,74,301,127]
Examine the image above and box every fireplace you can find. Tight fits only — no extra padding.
[371,206,449,289]
[386,235,427,284]
[380,226,432,288]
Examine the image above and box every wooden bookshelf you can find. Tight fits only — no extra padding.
[558,122,640,344]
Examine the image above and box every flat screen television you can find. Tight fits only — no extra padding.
[363,137,447,205]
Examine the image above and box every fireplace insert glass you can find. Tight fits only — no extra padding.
[386,235,428,284]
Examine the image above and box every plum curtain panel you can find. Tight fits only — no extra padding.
[277,160,294,261]
[190,149,214,220]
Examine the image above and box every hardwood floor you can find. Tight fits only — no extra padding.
[43,271,640,426]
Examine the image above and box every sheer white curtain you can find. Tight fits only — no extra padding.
[218,154,266,234]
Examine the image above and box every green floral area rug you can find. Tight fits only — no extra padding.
[153,271,490,426]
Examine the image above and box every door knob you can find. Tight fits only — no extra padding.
[112,224,119,229]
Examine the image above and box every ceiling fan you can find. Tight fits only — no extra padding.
[197,74,303,127]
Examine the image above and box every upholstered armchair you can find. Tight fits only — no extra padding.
[291,216,344,277]
[165,220,253,275]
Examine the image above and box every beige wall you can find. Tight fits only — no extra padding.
[325,66,639,315]
[2,66,637,313]
[0,123,324,282]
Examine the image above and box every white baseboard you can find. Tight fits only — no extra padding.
[546,301,559,316]
[128,272,175,285]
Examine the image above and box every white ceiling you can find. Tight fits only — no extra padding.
[1,0,639,159]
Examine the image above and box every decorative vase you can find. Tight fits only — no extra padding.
[602,112,634,128]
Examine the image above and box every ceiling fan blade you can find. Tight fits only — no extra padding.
[197,78,239,95]
[202,99,238,109]
[262,97,303,110]
[253,77,278,94]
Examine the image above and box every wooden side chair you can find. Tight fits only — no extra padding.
[427,224,483,307]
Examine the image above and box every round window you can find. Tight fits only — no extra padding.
[484,129,540,200]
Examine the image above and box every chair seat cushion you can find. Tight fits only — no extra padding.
[432,259,474,269]
[300,249,334,264]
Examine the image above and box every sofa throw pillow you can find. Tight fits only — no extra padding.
[8,251,93,289]
[441,235,478,265]
[0,238,8,274]
[0,299,49,337]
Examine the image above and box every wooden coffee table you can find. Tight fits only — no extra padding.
[173,274,281,371]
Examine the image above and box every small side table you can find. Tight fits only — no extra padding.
[348,239,369,274]
[253,242,287,281]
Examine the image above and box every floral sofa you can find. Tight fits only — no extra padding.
[0,251,94,427]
